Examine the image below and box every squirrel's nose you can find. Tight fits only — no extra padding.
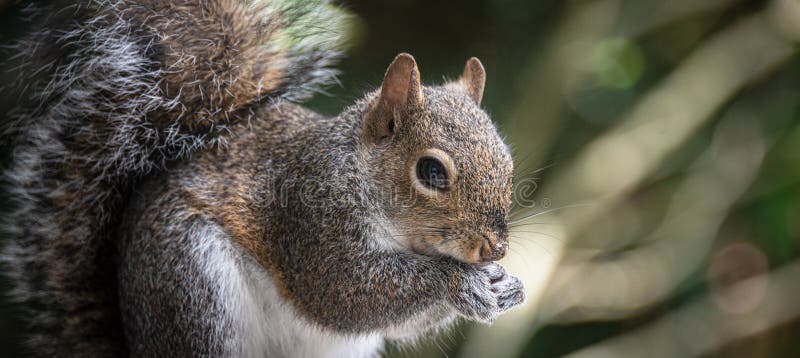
[479,235,507,262]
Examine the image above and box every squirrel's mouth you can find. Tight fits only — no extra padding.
[400,223,509,264]
[427,234,507,264]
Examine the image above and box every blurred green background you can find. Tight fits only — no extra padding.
[2,0,800,357]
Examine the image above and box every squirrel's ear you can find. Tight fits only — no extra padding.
[380,53,424,110]
[365,53,424,143]
[460,57,486,105]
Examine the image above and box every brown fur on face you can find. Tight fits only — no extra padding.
[363,55,513,264]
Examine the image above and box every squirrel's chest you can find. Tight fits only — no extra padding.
[214,240,384,357]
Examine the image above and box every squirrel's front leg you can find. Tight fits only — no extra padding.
[284,249,525,335]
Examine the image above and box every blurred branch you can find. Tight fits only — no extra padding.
[617,0,741,37]
[540,2,796,219]
[505,0,620,168]
[565,261,800,358]
[462,1,800,356]
[506,0,743,172]
[541,111,766,323]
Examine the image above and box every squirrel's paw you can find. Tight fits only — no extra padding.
[452,263,525,323]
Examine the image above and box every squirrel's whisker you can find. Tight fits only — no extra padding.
[508,237,553,256]
[509,230,562,242]
[508,203,593,225]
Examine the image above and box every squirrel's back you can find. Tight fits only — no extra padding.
[1,1,348,355]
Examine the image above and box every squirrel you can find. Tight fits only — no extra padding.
[1,1,525,357]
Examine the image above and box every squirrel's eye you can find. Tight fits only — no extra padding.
[416,157,449,190]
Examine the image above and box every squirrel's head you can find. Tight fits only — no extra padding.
[361,53,513,264]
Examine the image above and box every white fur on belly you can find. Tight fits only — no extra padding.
[199,228,384,358]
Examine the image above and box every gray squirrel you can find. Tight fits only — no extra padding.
[1,0,525,356]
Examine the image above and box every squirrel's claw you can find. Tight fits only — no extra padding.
[452,263,526,323]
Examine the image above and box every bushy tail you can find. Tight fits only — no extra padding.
[1,0,349,355]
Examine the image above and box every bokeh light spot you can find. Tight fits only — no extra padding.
[707,242,769,315]
[589,37,645,90]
